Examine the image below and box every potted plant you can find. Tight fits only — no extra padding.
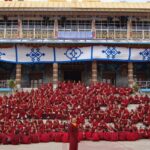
[132,82,139,93]
[7,80,16,93]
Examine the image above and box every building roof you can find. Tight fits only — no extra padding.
[0,0,150,12]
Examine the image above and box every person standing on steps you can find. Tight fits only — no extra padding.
[69,117,78,150]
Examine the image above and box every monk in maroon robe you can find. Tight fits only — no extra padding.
[69,118,78,150]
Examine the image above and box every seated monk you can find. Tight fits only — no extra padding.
[85,129,93,140]
[11,130,20,145]
[126,132,139,141]
[48,130,55,141]
[21,131,32,144]
[118,131,127,141]
[98,129,105,140]
[78,131,85,141]
[103,132,110,141]
[143,128,149,139]
[62,132,69,143]
[107,124,118,141]
[138,127,145,139]
[0,129,4,143]
[54,132,63,142]
[2,130,12,145]
[40,131,50,143]
[91,130,100,141]
[109,132,118,141]
[31,130,40,143]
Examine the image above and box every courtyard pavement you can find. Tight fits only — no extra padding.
[0,140,150,150]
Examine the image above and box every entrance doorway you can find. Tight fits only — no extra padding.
[29,72,43,88]
[64,70,82,82]
[102,72,116,85]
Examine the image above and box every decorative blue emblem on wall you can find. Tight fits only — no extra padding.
[26,48,45,62]
[0,51,6,59]
[64,48,83,61]
[102,47,121,59]
[139,49,150,61]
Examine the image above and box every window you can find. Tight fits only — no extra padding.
[96,19,127,30]
[58,20,92,31]
[133,21,150,30]
[22,20,54,29]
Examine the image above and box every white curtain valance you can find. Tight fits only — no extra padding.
[0,45,149,63]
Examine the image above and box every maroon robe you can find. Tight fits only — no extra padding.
[11,134,20,145]
[31,133,40,143]
[40,132,50,142]
[119,131,126,141]
[54,132,62,142]
[0,133,3,143]
[21,134,31,144]
[69,123,78,150]
[92,132,100,141]
[126,132,139,141]
[62,132,69,143]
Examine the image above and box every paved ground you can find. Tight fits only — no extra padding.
[0,140,150,150]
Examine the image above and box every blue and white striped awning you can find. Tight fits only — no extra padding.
[0,45,149,64]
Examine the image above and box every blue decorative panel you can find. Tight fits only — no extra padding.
[0,45,149,63]
[64,48,83,61]
[26,48,45,62]
[139,49,150,61]
[0,51,5,59]
[102,47,121,59]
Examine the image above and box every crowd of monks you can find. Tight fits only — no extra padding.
[0,82,150,144]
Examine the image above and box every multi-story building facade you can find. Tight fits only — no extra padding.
[0,0,149,89]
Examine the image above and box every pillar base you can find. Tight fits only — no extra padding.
[53,83,57,89]
[16,84,21,89]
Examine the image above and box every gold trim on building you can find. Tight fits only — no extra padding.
[0,1,150,12]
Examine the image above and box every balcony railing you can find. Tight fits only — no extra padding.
[136,81,150,89]
[22,28,54,39]
[0,80,9,88]
[131,29,150,40]
[0,28,19,39]
[95,29,127,40]
[21,79,44,88]
[0,27,150,41]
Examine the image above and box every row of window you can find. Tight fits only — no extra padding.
[0,20,150,29]
[0,20,150,27]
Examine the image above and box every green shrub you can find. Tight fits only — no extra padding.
[133,82,139,92]
[8,80,16,89]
